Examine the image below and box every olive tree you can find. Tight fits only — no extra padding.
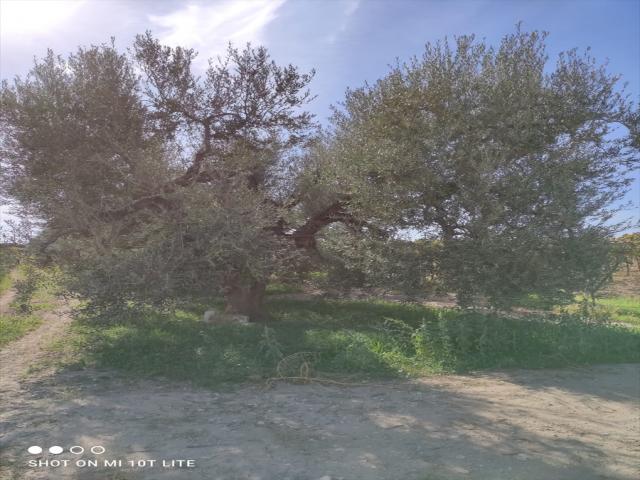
[2,28,638,317]
[321,29,639,306]
[0,35,360,319]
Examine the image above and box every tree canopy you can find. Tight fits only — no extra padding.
[319,29,639,305]
[1,28,638,316]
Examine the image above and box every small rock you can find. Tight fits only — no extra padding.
[516,453,529,461]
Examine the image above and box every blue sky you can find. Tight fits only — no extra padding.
[0,0,638,229]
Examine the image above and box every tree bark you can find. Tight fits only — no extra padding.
[223,280,267,321]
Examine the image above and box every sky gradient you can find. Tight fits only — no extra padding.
[1,0,638,229]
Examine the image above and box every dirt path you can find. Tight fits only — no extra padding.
[0,287,16,316]
[0,291,638,480]
[0,294,73,397]
[0,286,75,477]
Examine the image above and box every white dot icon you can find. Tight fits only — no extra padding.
[49,446,63,454]
[28,446,42,454]
[90,445,105,455]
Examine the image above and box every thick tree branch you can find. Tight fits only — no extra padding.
[280,198,386,250]
[98,195,175,221]
[171,122,212,187]
[97,123,216,221]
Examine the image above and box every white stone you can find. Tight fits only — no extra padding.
[202,309,249,325]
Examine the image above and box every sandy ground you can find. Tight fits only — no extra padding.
[0,290,639,480]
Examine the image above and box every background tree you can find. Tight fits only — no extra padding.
[616,232,640,274]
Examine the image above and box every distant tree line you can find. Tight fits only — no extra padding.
[617,232,640,274]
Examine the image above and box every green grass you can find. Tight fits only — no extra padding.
[0,245,19,295]
[0,248,43,348]
[265,282,304,295]
[596,296,640,325]
[0,314,42,348]
[0,273,11,296]
[55,298,640,387]
[514,290,640,327]
[558,295,640,326]
[0,261,59,349]
[512,292,570,311]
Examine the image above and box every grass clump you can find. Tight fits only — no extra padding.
[0,263,60,349]
[58,298,640,387]
[0,249,46,348]
[0,245,19,295]
[13,264,41,313]
[0,314,42,348]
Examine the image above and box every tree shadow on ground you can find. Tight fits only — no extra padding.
[1,364,638,480]
[484,363,640,404]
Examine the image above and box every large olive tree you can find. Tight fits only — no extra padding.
[0,34,360,318]
[319,29,639,306]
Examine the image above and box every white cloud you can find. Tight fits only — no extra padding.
[0,0,85,37]
[148,0,286,68]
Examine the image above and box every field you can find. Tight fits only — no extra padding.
[34,264,636,386]
[1,255,639,385]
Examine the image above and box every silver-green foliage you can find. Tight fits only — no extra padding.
[323,28,639,306]
[1,28,637,313]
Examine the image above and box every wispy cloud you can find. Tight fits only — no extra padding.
[149,0,286,67]
[344,0,360,17]
[325,0,360,44]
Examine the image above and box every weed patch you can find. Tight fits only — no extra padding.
[59,298,640,387]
